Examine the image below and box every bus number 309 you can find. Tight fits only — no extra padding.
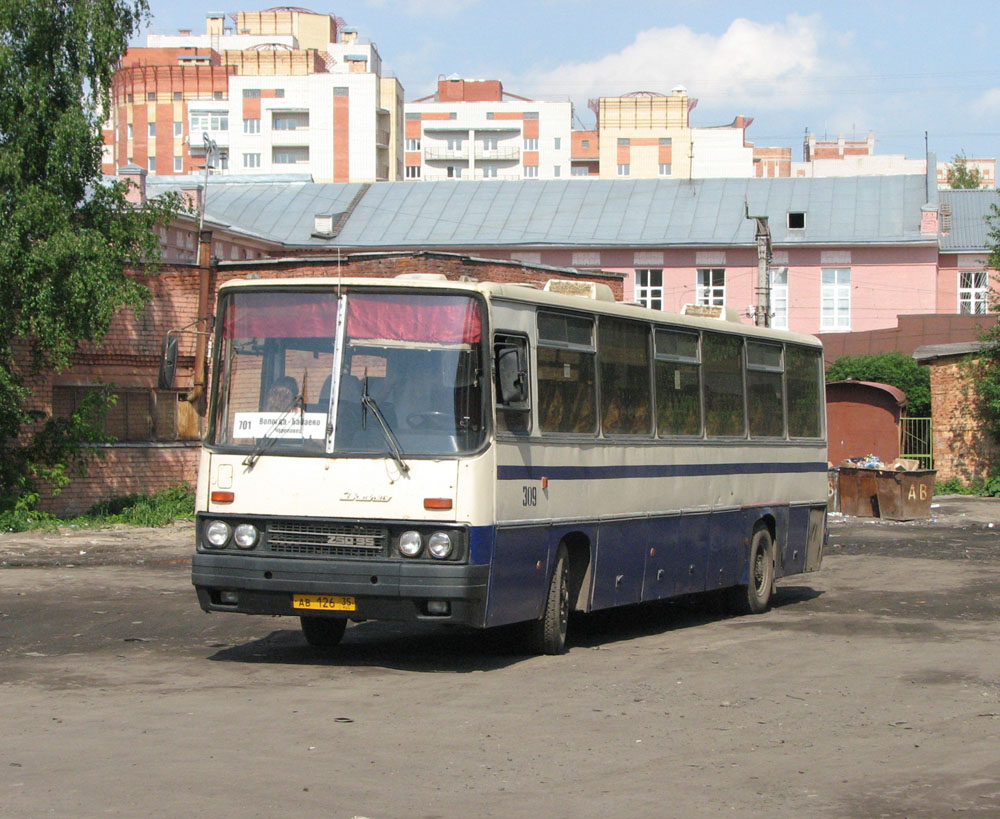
[522,486,537,507]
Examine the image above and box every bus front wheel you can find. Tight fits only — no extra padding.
[730,524,775,616]
[529,544,570,655]
[300,616,347,648]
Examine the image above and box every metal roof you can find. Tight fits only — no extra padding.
[146,175,936,250]
[939,189,1000,253]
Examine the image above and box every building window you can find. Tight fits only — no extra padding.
[486,112,495,120]
[524,165,538,178]
[148,156,156,173]
[274,88,285,98]
[524,138,538,150]
[405,165,421,179]
[173,155,182,172]
[213,91,223,100]
[481,136,497,150]
[553,166,561,177]
[147,122,156,137]
[770,267,789,329]
[696,268,726,306]
[173,91,183,101]
[219,151,228,171]
[190,111,228,132]
[581,139,589,148]
[617,164,630,177]
[243,152,261,168]
[272,112,309,130]
[243,118,260,134]
[127,123,133,140]
[959,271,989,314]
[658,164,672,176]
[174,121,182,137]
[446,136,464,151]
[405,112,420,120]
[788,212,806,229]
[635,268,663,310]
[524,112,538,120]
[446,165,462,178]
[482,166,497,178]
[126,93,134,103]
[405,138,421,150]
[617,138,630,146]
[554,137,561,150]
[273,146,309,164]
[571,166,589,176]
[146,92,156,102]
[660,137,672,146]
[52,386,197,442]
[243,88,261,98]
[820,267,851,329]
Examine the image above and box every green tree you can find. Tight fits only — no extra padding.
[825,351,931,417]
[946,152,984,189]
[968,202,1000,447]
[0,0,178,513]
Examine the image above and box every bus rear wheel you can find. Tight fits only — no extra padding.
[730,524,775,616]
[300,616,347,648]
[528,544,570,655]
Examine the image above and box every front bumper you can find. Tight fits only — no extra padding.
[192,552,490,627]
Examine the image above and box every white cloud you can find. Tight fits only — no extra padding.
[522,15,851,116]
[974,88,1000,114]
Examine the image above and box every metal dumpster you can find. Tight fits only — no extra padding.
[837,466,936,520]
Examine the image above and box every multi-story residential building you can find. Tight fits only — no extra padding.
[102,10,403,182]
[591,88,754,179]
[403,77,572,180]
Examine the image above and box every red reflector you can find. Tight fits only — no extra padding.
[211,491,235,503]
[424,498,453,510]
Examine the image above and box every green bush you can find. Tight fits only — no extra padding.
[826,351,931,417]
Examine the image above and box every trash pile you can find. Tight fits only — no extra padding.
[837,455,922,471]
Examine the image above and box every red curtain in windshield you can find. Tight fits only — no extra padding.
[347,294,481,343]
[223,293,339,338]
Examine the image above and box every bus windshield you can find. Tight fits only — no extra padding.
[210,289,487,457]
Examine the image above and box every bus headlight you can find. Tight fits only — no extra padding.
[233,523,259,549]
[427,531,453,560]
[399,530,422,557]
[205,520,232,548]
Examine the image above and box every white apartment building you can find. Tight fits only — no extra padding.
[403,77,572,181]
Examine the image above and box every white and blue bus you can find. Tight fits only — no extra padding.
[192,275,827,654]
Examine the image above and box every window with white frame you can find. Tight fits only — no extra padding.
[482,166,497,178]
[553,166,561,177]
[481,136,497,150]
[958,271,989,314]
[273,146,309,164]
[770,267,789,329]
[446,136,464,151]
[190,111,228,132]
[272,112,308,131]
[147,122,156,137]
[174,121,182,137]
[446,165,462,178]
[405,138,420,151]
[571,166,589,176]
[242,152,261,168]
[658,164,672,176]
[524,137,538,150]
[243,118,260,134]
[524,165,538,178]
[617,164,630,177]
[127,123,133,140]
[696,268,725,306]
[635,268,663,310]
[554,137,561,150]
[404,165,421,179]
[820,267,851,329]
[148,156,156,173]
[173,155,183,172]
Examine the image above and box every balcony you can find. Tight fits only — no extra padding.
[474,146,520,161]
[424,146,469,161]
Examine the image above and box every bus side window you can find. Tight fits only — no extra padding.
[494,334,531,434]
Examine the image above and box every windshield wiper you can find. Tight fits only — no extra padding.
[361,376,409,474]
[243,393,303,470]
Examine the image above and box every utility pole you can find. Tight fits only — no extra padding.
[745,203,772,327]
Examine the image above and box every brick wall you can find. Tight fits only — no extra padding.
[927,356,1000,485]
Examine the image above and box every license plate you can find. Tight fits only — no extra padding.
[292,594,356,612]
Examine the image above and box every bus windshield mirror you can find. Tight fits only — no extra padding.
[360,375,410,474]
[497,345,526,404]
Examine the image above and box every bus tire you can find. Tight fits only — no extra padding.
[730,524,775,616]
[300,616,347,648]
[529,544,570,655]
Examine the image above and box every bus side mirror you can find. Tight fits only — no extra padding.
[158,335,178,390]
[496,344,527,405]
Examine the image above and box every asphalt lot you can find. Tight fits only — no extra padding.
[0,497,998,818]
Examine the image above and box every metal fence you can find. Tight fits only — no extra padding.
[900,417,933,469]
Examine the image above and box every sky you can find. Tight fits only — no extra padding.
[137,0,1000,163]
